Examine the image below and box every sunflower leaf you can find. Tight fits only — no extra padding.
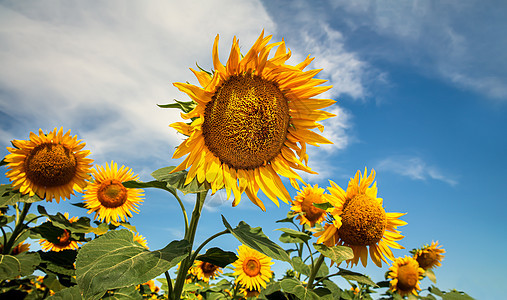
[48,285,83,300]
[36,206,96,235]
[0,252,41,281]
[221,216,291,263]
[313,244,354,265]
[0,184,44,207]
[151,166,211,195]
[101,286,142,300]
[75,229,190,300]
[312,202,334,210]
[196,247,238,268]
[38,250,77,276]
[337,268,377,287]
[157,100,196,114]
[280,278,319,300]
[276,228,312,243]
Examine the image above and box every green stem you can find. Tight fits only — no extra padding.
[173,192,189,236]
[307,254,325,289]
[171,190,208,300]
[3,202,31,254]
[190,229,230,262]
[165,271,173,296]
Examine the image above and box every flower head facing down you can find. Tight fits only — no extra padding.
[413,241,445,270]
[316,168,407,267]
[170,31,336,211]
[39,213,81,252]
[4,128,93,202]
[388,256,424,297]
[190,260,223,282]
[83,161,144,224]
[291,184,327,227]
[232,244,273,291]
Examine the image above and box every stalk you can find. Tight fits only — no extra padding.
[3,202,32,254]
[306,254,325,289]
[171,190,207,300]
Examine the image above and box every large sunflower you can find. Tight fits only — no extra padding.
[291,184,327,227]
[388,256,424,297]
[232,244,273,291]
[190,260,223,282]
[83,161,144,224]
[413,241,445,270]
[39,213,81,252]
[316,168,407,267]
[170,31,335,211]
[4,128,93,202]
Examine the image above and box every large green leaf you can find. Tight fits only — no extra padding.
[36,206,102,236]
[38,250,77,276]
[48,286,83,300]
[0,184,43,206]
[151,166,211,195]
[196,247,238,268]
[313,244,353,265]
[75,229,190,300]
[291,256,310,277]
[0,252,41,280]
[101,286,143,300]
[280,278,319,300]
[222,216,291,263]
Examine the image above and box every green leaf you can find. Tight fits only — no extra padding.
[158,99,197,114]
[48,286,83,300]
[260,281,282,297]
[0,252,41,280]
[291,256,310,276]
[75,229,190,300]
[151,166,211,195]
[426,268,437,283]
[43,273,68,292]
[196,247,238,268]
[0,158,7,167]
[313,244,353,265]
[337,268,377,287]
[36,206,97,236]
[315,260,329,278]
[38,250,77,276]
[276,228,312,243]
[222,216,291,263]
[429,286,444,296]
[276,211,297,223]
[312,202,334,210]
[122,180,170,191]
[0,184,43,206]
[441,290,475,300]
[101,286,143,300]
[322,280,341,298]
[280,278,319,300]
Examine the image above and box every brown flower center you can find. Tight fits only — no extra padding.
[397,264,419,292]
[56,230,71,247]
[97,179,128,208]
[416,251,438,270]
[243,257,261,277]
[25,143,77,187]
[300,195,325,224]
[202,74,290,170]
[338,194,387,246]
[201,262,219,275]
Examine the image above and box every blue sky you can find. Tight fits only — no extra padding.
[1,0,506,298]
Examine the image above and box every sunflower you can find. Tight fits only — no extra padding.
[39,213,81,252]
[190,260,223,282]
[170,31,335,211]
[413,241,445,270]
[133,232,148,249]
[291,184,327,227]
[83,161,144,224]
[4,128,93,203]
[316,168,407,267]
[232,244,273,291]
[388,256,424,297]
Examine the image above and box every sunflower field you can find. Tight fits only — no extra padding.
[0,32,474,300]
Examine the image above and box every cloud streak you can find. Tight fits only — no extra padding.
[377,156,458,186]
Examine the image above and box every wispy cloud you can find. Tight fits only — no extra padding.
[377,155,458,186]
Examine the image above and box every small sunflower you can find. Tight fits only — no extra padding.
[133,232,148,249]
[190,260,223,282]
[0,241,30,255]
[413,241,445,270]
[388,256,424,297]
[232,244,273,291]
[170,31,336,211]
[4,128,93,202]
[316,168,407,267]
[83,161,144,224]
[291,184,327,227]
[39,213,81,252]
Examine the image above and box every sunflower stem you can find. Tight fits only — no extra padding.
[173,192,189,236]
[307,253,325,289]
[3,202,32,254]
[171,190,208,300]
[164,271,173,296]
[190,229,230,263]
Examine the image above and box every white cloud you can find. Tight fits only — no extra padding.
[377,155,458,186]
[0,0,276,165]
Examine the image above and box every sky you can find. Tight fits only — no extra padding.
[1,0,506,298]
